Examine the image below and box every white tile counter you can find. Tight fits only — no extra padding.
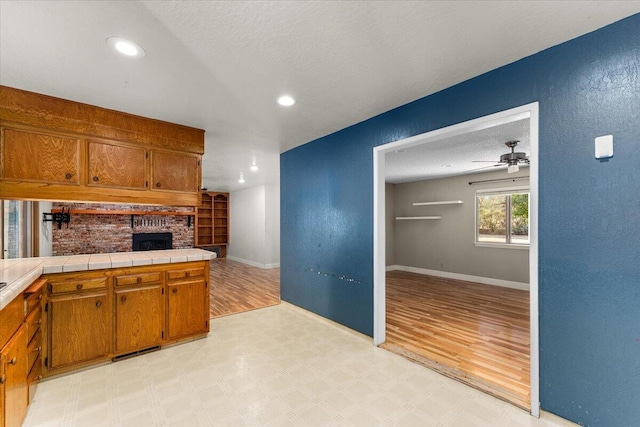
[0,249,216,311]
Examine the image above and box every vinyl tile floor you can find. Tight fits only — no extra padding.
[23,303,576,427]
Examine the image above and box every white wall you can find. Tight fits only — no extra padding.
[228,184,280,268]
[264,183,280,266]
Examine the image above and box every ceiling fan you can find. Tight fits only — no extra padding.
[472,140,529,173]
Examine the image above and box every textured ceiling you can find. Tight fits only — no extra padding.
[1,1,639,191]
[385,119,530,183]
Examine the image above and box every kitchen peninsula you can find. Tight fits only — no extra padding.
[0,248,215,427]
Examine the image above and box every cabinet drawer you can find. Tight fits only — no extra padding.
[50,277,107,294]
[25,290,43,315]
[0,295,24,349]
[26,305,42,344]
[27,329,42,373]
[28,355,42,403]
[167,268,205,281]
[115,272,162,287]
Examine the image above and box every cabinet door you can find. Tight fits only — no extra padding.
[115,286,163,354]
[1,326,28,427]
[88,140,147,189]
[151,151,199,193]
[1,127,80,184]
[49,292,110,369]
[167,280,208,340]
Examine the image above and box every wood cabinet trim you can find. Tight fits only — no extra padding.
[0,86,204,154]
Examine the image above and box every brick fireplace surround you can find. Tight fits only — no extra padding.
[51,202,194,256]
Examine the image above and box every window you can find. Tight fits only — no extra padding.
[476,190,529,246]
[1,200,36,258]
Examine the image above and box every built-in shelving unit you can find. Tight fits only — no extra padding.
[195,191,229,257]
[412,200,464,206]
[395,216,442,220]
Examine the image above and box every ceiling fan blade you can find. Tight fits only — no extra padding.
[467,164,503,172]
[471,160,500,163]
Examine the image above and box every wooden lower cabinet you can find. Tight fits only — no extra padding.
[115,285,163,354]
[48,291,110,370]
[43,260,210,378]
[0,326,28,427]
[167,279,208,340]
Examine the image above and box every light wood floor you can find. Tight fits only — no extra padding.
[381,270,530,410]
[209,258,280,318]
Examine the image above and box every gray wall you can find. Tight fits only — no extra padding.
[385,183,396,266]
[388,169,529,283]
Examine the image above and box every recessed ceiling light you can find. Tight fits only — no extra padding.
[277,95,295,106]
[107,37,145,58]
[238,173,245,184]
[250,165,258,172]
[442,164,452,168]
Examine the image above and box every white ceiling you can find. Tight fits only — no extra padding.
[1,1,639,192]
[386,118,530,183]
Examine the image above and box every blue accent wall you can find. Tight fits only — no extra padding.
[281,14,640,426]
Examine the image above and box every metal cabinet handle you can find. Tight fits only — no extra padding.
[121,295,127,302]
[185,272,190,277]
[65,173,73,180]
[0,374,6,384]
[93,176,99,182]
[172,288,177,294]
[77,284,83,290]
[37,346,42,352]
[155,182,162,188]
[136,277,142,283]
[95,300,102,307]
[9,357,17,365]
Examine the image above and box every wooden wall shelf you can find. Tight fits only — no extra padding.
[412,200,463,206]
[48,208,196,228]
[396,216,442,220]
[50,209,194,216]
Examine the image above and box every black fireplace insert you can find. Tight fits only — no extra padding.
[132,232,172,251]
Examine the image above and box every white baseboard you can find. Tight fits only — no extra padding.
[389,265,529,291]
[226,255,280,269]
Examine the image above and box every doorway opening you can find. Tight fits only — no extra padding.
[373,103,539,415]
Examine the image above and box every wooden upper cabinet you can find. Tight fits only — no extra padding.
[88,140,147,189]
[1,127,80,184]
[0,86,204,206]
[151,150,199,193]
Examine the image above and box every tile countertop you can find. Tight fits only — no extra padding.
[0,249,216,311]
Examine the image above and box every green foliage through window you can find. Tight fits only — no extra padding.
[477,191,529,245]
